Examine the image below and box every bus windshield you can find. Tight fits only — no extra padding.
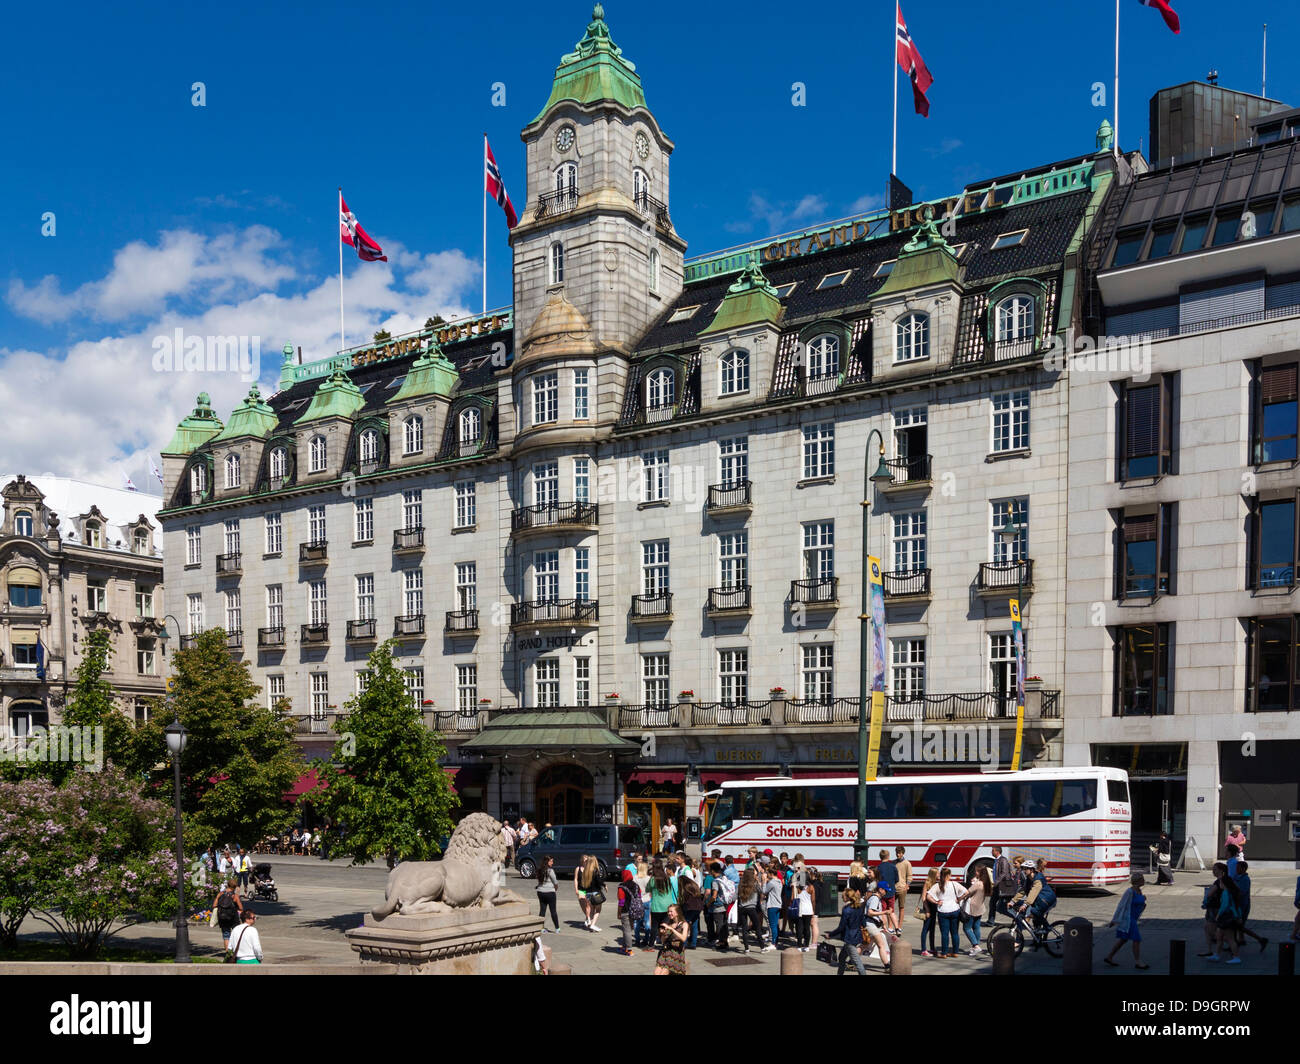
[705,795,733,840]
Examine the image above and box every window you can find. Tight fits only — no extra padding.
[633,167,650,209]
[84,521,103,549]
[1255,363,1298,464]
[1146,224,1177,260]
[266,585,283,629]
[10,637,39,666]
[719,530,749,588]
[719,649,749,705]
[574,457,591,503]
[309,436,327,473]
[801,644,834,703]
[891,638,927,703]
[995,294,1035,344]
[892,511,927,572]
[6,568,41,608]
[802,423,835,479]
[225,589,241,632]
[573,369,590,420]
[642,654,670,708]
[719,436,748,487]
[802,521,834,581]
[894,405,928,470]
[816,270,851,290]
[269,447,288,480]
[1210,210,1240,247]
[404,569,424,615]
[574,656,591,706]
[224,453,241,488]
[992,498,1029,562]
[456,563,477,611]
[402,416,423,455]
[643,540,670,596]
[991,389,1030,453]
[310,673,329,719]
[642,450,670,502]
[549,242,565,285]
[268,675,285,710]
[648,249,660,295]
[354,499,373,542]
[1250,496,1299,589]
[535,658,560,708]
[455,482,476,528]
[991,229,1027,249]
[532,372,559,425]
[989,633,1019,713]
[264,513,282,555]
[719,349,750,395]
[1114,623,1173,716]
[533,550,559,602]
[308,580,327,625]
[533,461,559,508]
[190,463,207,498]
[574,547,590,603]
[14,511,33,537]
[135,585,154,618]
[646,367,675,410]
[404,667,425,709]
[87,580,106,613]
[224,519,240,556]
[137,643,156,676]
[1119,376,1174,479]
[806,335,840,379]
[1117,505,1175,598]
[386,375,406,391]
[894,313,930,363]
[457,407,481,447]
[308,506,326,545]
[668,305,700,323]
[1178,214,1210,253]
[187,593,204,635]
[773,282,797,298]
[402,490,422,531]
[133,529,150,554]
[186,525,201,566]
[554,161,577,199]
[874,260,896,278]
[359,428,380,464]
[457,664,478,715]
[1111,228,1146,266]
[1245,616,1299,712]
[1282,196,1300,234]
[355,574,374,621]
[356,670,372,695]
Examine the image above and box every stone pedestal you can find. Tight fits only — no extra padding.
[347,901,544,975]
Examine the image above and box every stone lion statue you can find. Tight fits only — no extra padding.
[371,812,522,919]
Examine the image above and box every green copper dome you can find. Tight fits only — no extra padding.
[699,260,785,336]
[388,345,459,405]
[213,384,278,441]
[163,393,224,456]
[873,207,961,298]
[533,5,646,122]
[294,370,366,425]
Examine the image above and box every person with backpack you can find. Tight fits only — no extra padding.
[875,851,899,932]
[828,889,869,975]
[1202,862,1245,965]
[736,866,765,953]
[678,872,705,948]
[1231,861,1267,952]
[212,879,243,949]
[709,862,735,952]
[1013,859,1057,931]
[617,870,641,956]
[1104,873,1150,969]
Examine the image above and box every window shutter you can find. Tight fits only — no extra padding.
[1261,364,1298,403]
[1123,514,1157,541]
[1125,384,1160,458]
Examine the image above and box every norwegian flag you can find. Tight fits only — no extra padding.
[339,192,388,262]
[896,3,934,118]
[484,137,518,229]
[1139,0,1180,34]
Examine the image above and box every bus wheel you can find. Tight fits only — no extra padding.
[965,857,993,885]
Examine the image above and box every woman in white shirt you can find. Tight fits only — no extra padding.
[926,867,969,958]
[231,910,263,964]
[796,881,815,952]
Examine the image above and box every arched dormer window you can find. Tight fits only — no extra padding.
[633,167,650,210]
[549,242,565,286]
[995,294,1036,344]
[308,435,328,473]
[84,520,103,549]
[649,249,660,295]
[133,528,150,555]
[555,162,577,202]
[359,428,380,464]
[224,452,241,488]
[269,446,288,481]
[14,510,33,537]
[459,407,482,445]
[719,349,750,396]
[402,415,424,456]
[894,313,930,363]
[190,463,207,499]
[807,335,841,379]
[646,367,675,410]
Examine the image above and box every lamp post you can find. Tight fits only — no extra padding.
[856,430,894,863]
[164,714,191,963]
[156,613,184,657]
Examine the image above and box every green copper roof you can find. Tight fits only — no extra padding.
[533,5,646,122]
[163,393,224,456]
[213,385,278,442]
[387,346,459,406]
[294,370,366,425]
[873,210,961,298]
[698,260,785,336]
[459,709,639,752]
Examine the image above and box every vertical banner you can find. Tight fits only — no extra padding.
[1010,598,1026,770]
[865,556,887,780]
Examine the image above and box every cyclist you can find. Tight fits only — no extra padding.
[1011,858,1057,931]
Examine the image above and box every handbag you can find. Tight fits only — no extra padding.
[816,941,837,964]
[587,888,606,906]
[208,907,218,928]
[224,926,246,965]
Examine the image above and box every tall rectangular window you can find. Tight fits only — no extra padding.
[535,658,560,708]
[989,633,1019,715]
[573,368,590,420]
[355,575,374,620]
[719,531,749,588]
[455,482,476,528]
[187,593,204,635]
[719,436,748,487]
[574,657,591,706]
[186,526,201,566]
[1256,363,1300,464]
[1250,495,1299,589]
[890,638,927,703]
[404,667,425,709]
[642,540,670,595]
[892,511,927,572]
[404,569,424,615]
[1245,615,1298,712]
[223,519,241,555]
[801,521,834,580]
[456,563,477,611]
[1114,623,1173,716]
[310,673,328,719]
[573,457,591,504]
[135,585,155,618]
[1119,376,1174,479]
[267,674,285,710]
[574,547,590,603]
[532,372,559,425]
[402,490,423,531]
[991,390,1030,453]
[642,450,670,502]
[802,423,835,478]
[309,580,327,625]
[137,643,157,676]
[533,461,559,507]
[1117,505,1175,598]
[308,506,326,545]
[719,649,749,705]
[266,585,283,628]
[356,670,372,695]
[642,654,670,708]
[87,580,107,613]
[533,550,559,601]
[264,513,282,555]
[801,644,834,702]
[991,498,1029,562]
[457,664,478,714]
[225,589,241,632]
[354,499,373,542]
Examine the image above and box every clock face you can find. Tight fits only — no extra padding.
[635,132,650,160]
[555,126,575,153]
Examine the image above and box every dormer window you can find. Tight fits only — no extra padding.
[774,282,797,298]
[84,520,103,549]
[807,335,840,379]
[647,367,675,410]
[720,349,750,396]
[995,294,1035,344]
[894,313,930,363]
[649,249,660,295]
[309,435,328,472]
[459,407,482,445]
[549,242,565,286]
[633,167,650,211]
[402,416,424,456]
[873,260,897,278]
[991,229,1027,250]
[190,463,207,498]
[14,510,33,537]
[554,162,578,202]
[269,447,288,481]
[359,428,380,464]
[816,270,851,290]
[668,305,701,323]
[133,529,150,555]
[224,453,241,489]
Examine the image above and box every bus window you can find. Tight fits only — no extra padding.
[1058,779,1097,817]
[807,785,854,818]
[970,782,1014,818]
[1017,781,1059,818]
[1106,778,1129,805]
[754,788,790,820]
[868,784,909,819]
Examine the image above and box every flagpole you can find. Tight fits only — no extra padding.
[482,134,488,317]
[891,9,898,178]
[1113,0,1120,158]
[338,187,346,353]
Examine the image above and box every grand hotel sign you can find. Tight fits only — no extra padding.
[759,196,986,264]
[348,311,511,369]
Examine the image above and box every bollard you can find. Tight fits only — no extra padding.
[1169,939,1185,976]
[780,948,804,976]
[990,930,1016,975]
[1280,941,1295,977]
[888,945,912,976]
[1062,916,1093,975]
[550,962,573,975]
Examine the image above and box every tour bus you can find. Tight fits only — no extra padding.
[702,766,1131,887]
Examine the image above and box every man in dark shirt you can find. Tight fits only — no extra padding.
[875,849,900,932]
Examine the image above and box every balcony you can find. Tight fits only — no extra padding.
[511,501,599,536]
[299,541,328,565]
[394,614,426,639]
[393,527,424,553]
[883,569,932,601]
[290,713,340,736]
[706,586,751,615]
[977,560,1034,596]
[633,192,673,232]
[429,710,485,734]
[884,690,1061,723]
[225,630,243,651]
[791,578,837,609]
[216,552,242,575]
[300,623,329,646]
[990,337,1038,362]
[510,599,599,629]
[691,700,777,727]
[615,704,681,729]
[706,481,752,513]
[346,618,377,642]
[257,626,285,648]
[445,609,479,634]
[535,188,579,219]
[881,455,932,491]
[801,371,842,398]
[631,592,672,622]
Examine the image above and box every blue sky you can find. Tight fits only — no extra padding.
[0,0,1292,488]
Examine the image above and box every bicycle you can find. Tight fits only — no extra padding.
[986,903,1066,958]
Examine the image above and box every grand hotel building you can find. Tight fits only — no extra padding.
[158,9,1300,856]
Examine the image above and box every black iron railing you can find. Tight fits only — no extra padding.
[791,578,838,605]
[511,502,599,533]
[347,619,376,641]
[706,481,752,511]
[216,553,242,574]
[631,592,672,619]
[395,614,426,637]
[634,192,672,230]
[510,599,599,626]
[300,623,329,645]
[883,454,932,484]
[225,630,243,650]
[257,626,285,648]
[299,541,328,563]
[978,560,1034,592]
[445,609,479,633]
[536,189,579,218]
[707,586,751,612]
[393,527,424,551]
[883,569,931,597]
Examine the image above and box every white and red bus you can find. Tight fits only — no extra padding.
[701,766,1131,887]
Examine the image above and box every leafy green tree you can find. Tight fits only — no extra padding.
[60,628,139,775]
[316,641,458,866]
[373,329,392,343]
[134,629,304,850]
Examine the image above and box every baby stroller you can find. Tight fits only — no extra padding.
[250,863,278,902]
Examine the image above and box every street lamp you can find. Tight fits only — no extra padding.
[856,429,894,863]
[156,613,184,656]
[164,715,191,963]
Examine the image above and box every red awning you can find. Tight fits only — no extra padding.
[626,770,686,785]
[284,769,323,800]
[445,766,459,792]
[698,769,777,786]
